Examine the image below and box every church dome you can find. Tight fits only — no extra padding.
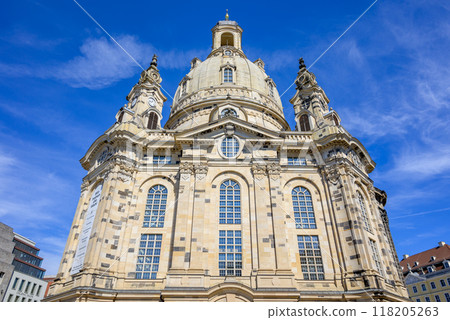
[165,19,288,131]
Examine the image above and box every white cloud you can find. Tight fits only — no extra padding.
[0,35,208,89]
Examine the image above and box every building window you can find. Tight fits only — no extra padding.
[14,296,19,302]
[221,136,239,158]
[31,283,36,295]
[19,279,25,291]
[223,68,233,83]
[447,278,450,285]
[25,281,30,293]
[143,185,168,228]
[425,296,430,302]
[288,157,307,166]
[435,295,441,302]
[357,192,372,232]
[153,155,171,166]
[297,235,324,280]
[36,285,41,296]
[135,234,162,279]
[269,83,274,97]
[182,81,187,95]
[443,261,450,268]
[427,266,434,273]
[219,180,241,224]
[219,230,242,276]
[7,294,13,302]
[299,114,311,131]
[147,112,158,130]
[292,187,317,229]
[412,286,418,293]
[421,283,427,291]
[220,108,238,118]
[440,279,446,287]
[369,240,384,276]
[12,277,18,289]
[221,33,234,46]
[430,282,436,289]
[445,293,450,302]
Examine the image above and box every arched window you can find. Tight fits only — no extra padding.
[182,81,187,95]
[223,68,233,83]
[220,108,238,118]
[333,115,339,126]
[357,191,371,232]
[221,33,234,46]
[147,112,158,130]
[143,185,168,228]
[292,187,316,229]
[299,114,311,131]
[219,179,241,224]
[221,136,239,158]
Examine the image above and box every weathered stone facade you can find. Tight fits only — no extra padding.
[46,17,408,302]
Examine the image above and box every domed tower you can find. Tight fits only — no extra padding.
[46,15,408,302]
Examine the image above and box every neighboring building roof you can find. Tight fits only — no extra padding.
[400,241,450,274]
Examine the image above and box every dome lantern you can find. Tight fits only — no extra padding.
[211,14,243,51]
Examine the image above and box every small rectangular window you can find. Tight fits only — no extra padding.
[7,294,13,302]
[25,281,31,293]
[31,283,36,295]
[218,230,242,276]
[135,234,162,280]
[445,293,450,302]
[152,156,171,166]
[440,279,446,287]
[36,285,42,296]
[287,157,307,166]
[12,277,19,289]
[19,279,25,291]
[14,296,20,302]
[431,282,436,289]
[421,283,426,291]
[412,286,418,293]
[435,295,441,302]
[416,298,421,302]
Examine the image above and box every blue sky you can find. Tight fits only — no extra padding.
[0,0,449,275]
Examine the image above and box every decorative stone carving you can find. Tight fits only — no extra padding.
[194,163,208,180]
[251,163,266,180]
[266,162,281,180]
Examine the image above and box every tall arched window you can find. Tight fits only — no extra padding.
[223,68,233,83]
[292,187,316,229]
[143,185,168,228]
[147,112,158,130]
[221,33,234,46]
[357,191,371,232]
[299,114,311,131]
[219,180,241,224]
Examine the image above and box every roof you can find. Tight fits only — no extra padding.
[400,242,450,274]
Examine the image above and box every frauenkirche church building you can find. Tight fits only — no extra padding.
[46,15,409,302]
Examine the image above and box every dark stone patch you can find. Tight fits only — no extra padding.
[350,254,360,260]
[173,247,185,252]
[180,237,185,241]
[345,236,352,242]
[212,185,217,188]
[352,239,363,245]
[202,248,208,252]
[106,254,115,260]
[267,212,272,217]
[101,218,107,222]
[272,203,277,207]
[262,238,270,243]
[113,235,120,239]
[112,225,122,230]
[105,239,108,243]
[101,263,110,268]
[205,199,210,203]
[128,248,134,253]
[184,252,190,262]
[192,238,197,242]
[110,245,117,250]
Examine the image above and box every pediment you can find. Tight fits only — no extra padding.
[174,117,282,143]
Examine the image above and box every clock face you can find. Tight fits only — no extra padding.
[131,98,137,107]
[148,97,156,107]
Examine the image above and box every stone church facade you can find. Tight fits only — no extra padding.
[46,17,409,302]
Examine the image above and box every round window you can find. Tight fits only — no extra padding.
[221,136,239,158]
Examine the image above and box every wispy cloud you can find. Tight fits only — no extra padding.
[0,34,208,89]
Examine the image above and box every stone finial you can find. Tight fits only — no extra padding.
[225,9,229,21]
[299,57,306,71]
[150,54,158,67]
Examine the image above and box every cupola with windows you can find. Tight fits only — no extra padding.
[165,13,288,132]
